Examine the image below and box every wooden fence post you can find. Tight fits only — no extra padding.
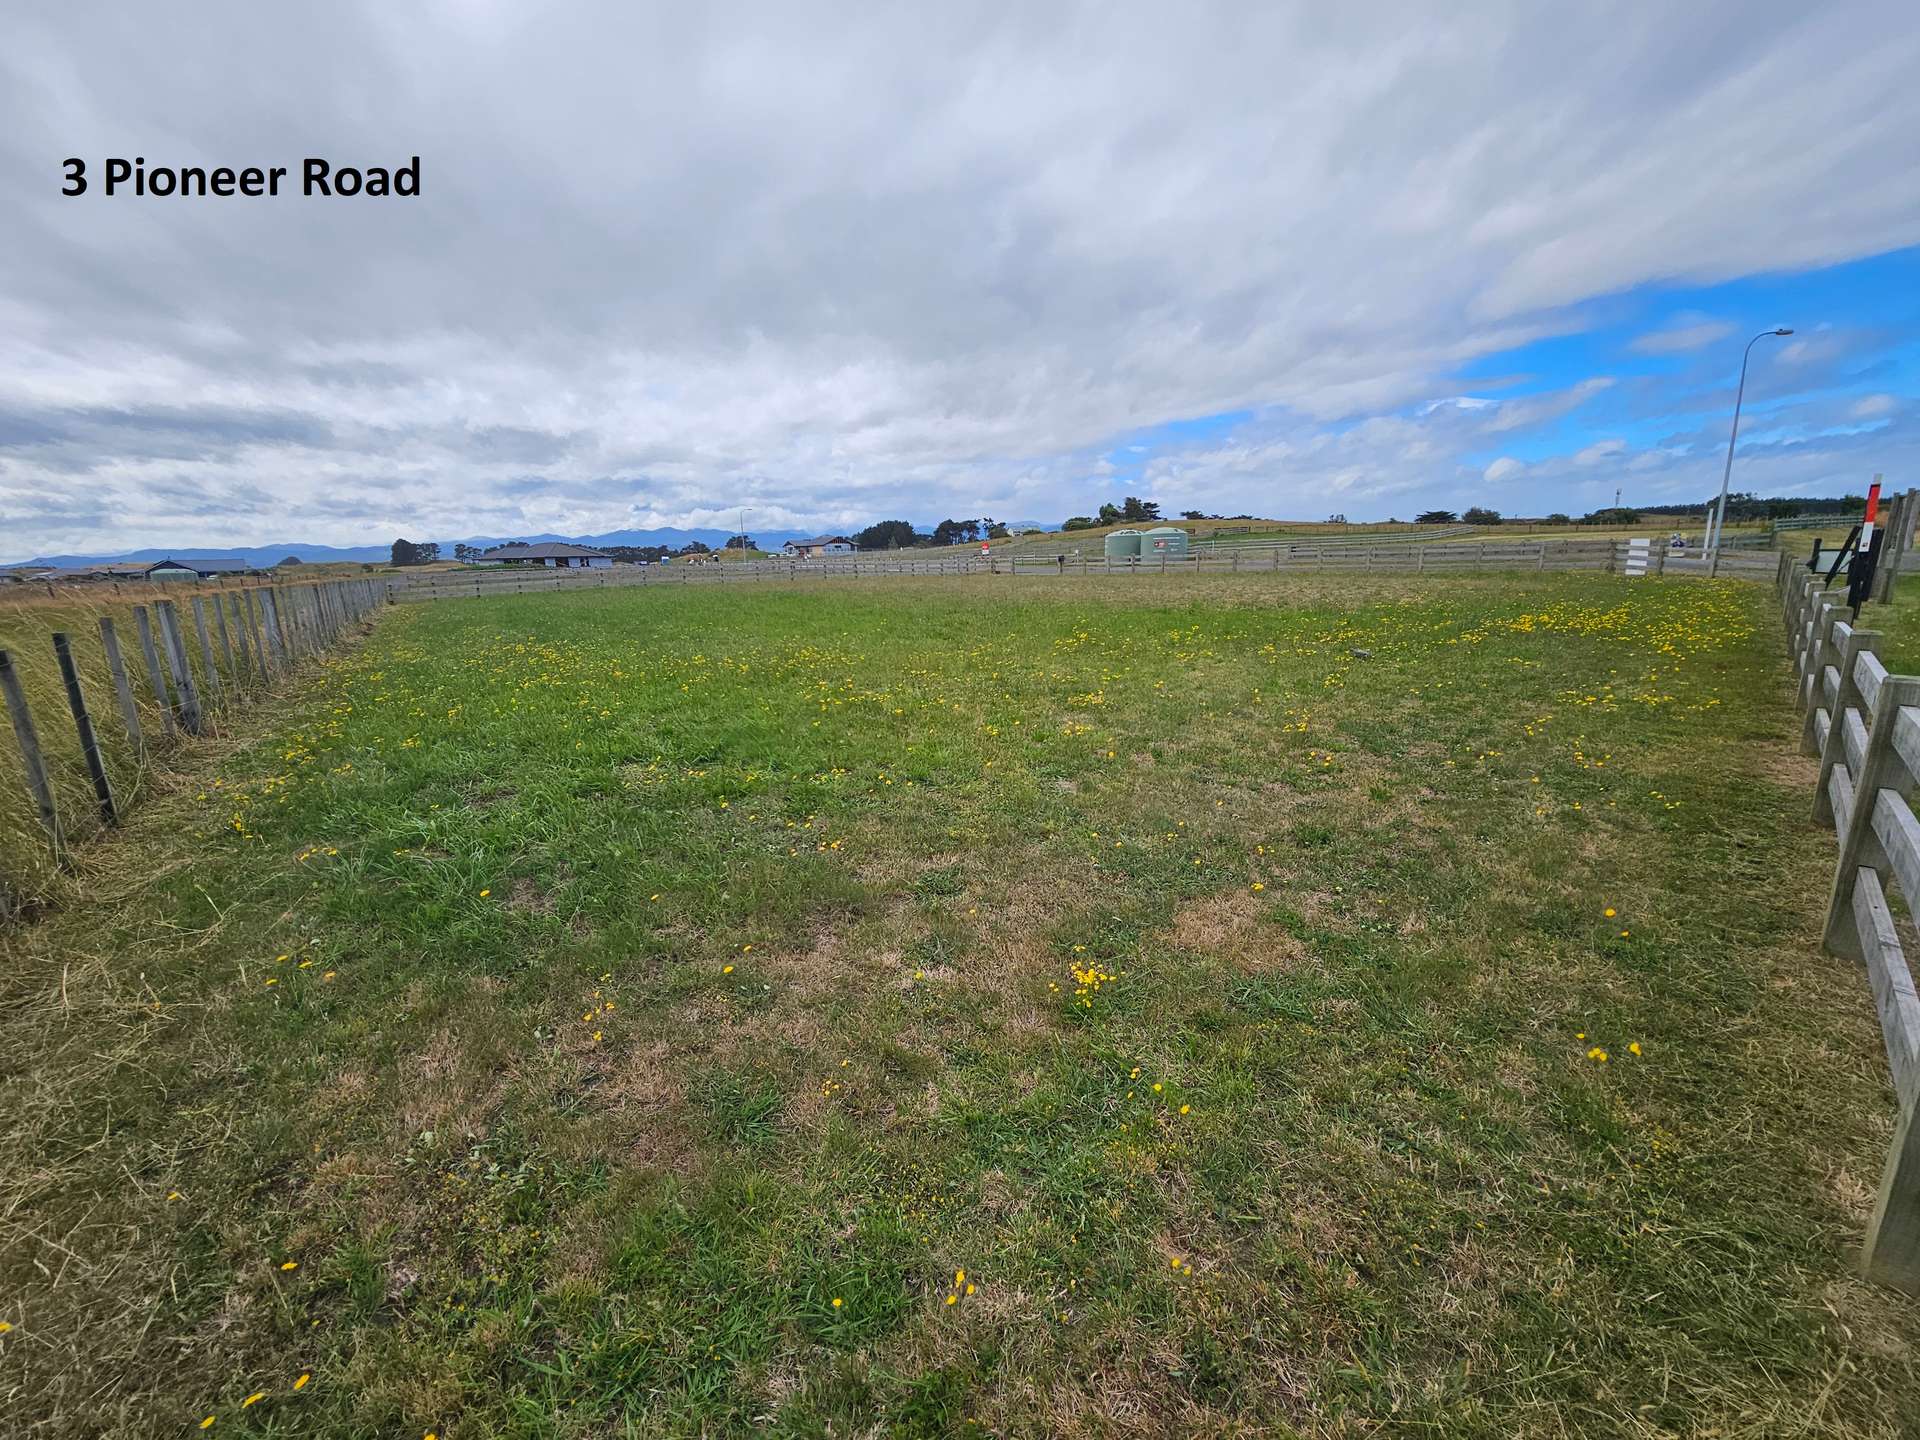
[1813,625,1878,825]
[211,597,240,689]
[52,632,116,824]
[132,606,178,740]
[257,589,288,671]
[153,600,204,735]
[190,597,224,711]
[98,618,144,752]
[243,590,273,677]
[1798,597,1841,725]
[0,650,59,849]
[1822,674,1920,961]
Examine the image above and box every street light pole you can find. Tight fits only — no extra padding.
[1709,327,1793,571]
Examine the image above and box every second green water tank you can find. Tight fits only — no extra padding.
[1144,526,1190,559]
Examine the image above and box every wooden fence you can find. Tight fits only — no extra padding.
[390,537,1778,604]
[1777,553,1920,1290]
[0,577,382,923]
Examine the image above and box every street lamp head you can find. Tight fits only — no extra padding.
[1774,327,1793,336]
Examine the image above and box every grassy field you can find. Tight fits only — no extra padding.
[5,572,1919,1437]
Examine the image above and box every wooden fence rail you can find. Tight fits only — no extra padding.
[0,577,383,921]
[1777,551,1920,1290]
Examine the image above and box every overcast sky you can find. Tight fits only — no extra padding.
[3,2,1919,557]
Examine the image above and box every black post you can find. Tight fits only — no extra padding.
[54,632,117,823]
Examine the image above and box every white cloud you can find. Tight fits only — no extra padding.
[1483,457,1524,482]
[1628,313,1736,354]
[2,3,1919,554]
[1574,439,1628,465]
[1852,393,1898,419]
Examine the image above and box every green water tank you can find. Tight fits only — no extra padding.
[1104,529,1143,560]
[1144,526,1190,559]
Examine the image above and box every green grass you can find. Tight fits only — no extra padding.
[4,572,1918,1437]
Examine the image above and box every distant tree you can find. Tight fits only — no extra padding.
[1462,506,1502,525]
[277,554,303,566]
[1096,503,1121,525]
[1414,510,1458,525]
[453,543,478,561]
[1061,516,1098,531]
[675,540,711,556]
[1180,509,1206,520]
[1544,512,1572,525]
[1122,497,1160,522]
[855,520,921,550]
[987,521,1010,539]
[390,538,422,566]
[1582,507,1641,525]
[414,542,440,563]
[724,534,755,550]
[1327,513,1347,524]
[932,518,982,546]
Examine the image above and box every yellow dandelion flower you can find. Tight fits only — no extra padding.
[242,1392,266,1408]
[280,1261,298,1271]
[1170,1256,1183,1269]
[1179,1104,1190,1115]
[479,889,490,898]
[200,1418,215,1430]
[1251,882,1265,892]
[1629,1042,1642,1056]
[294,1373,310,1390]
[944,1293,958,1305]
[1603,907,1616,918]
[723,965,734,975]
[955,1269,965,1285]
[965,1282,975,1295]
[831,1297,843,1308]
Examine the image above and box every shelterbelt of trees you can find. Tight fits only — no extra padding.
[1416,492,1871,527]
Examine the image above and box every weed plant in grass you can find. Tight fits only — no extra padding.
[3,572,1918,1437]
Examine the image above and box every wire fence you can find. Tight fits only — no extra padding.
[0,577,381,922]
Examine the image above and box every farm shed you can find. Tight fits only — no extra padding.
[481,543,614,569]
[145,556,258,579]
[781,535,857,557]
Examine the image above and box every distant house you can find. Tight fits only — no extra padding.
[0,565,56,585]
[145,556,258,579]
[781,535,857,558]
[480,542,614,569]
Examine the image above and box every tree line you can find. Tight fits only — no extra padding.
[1412,493,1869,528]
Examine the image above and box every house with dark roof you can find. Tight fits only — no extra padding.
[781,534,857,558]
[478,542,613,569]
[145,556,259,579]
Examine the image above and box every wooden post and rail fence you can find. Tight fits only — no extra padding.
[1777,527,1920,1291]
[0,577,382,922]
